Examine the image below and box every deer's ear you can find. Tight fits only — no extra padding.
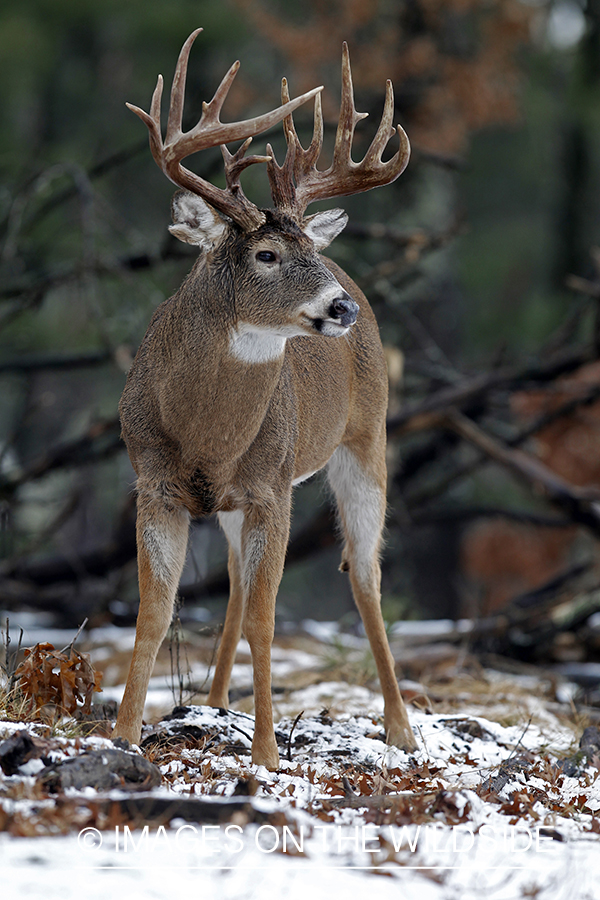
[169,191,227,249]
[302,208,348,250]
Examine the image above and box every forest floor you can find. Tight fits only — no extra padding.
[0,618,599,899]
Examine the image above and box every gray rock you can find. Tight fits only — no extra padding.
[39,747,161,792]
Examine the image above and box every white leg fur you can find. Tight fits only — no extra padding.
[218,510,244,563]
[142,516,190,585]
[326,445,385,583]
[326,444,417,753]
[218,510,265,588]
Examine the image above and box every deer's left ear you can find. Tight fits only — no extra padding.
[302,208,348,250]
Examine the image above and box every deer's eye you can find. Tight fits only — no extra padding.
[256,250,278,264]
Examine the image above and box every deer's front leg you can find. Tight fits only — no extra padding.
[241,501,291,771]
[112,492,190,746]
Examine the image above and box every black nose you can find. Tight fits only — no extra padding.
[329,292,359,327]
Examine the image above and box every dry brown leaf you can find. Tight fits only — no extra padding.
[15,642,103,716]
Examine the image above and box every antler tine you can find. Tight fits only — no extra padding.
[266,78,325,214]
[279,78,300,155]
[332,42,368,168]
[304,89,324,171]
[279,76,323,169]
[126,29,323,231]
[267,41,411,220]
[364,79,395,164]
[165,27,203,145]
[201,59,242,129]
[222,138,272,193]
[126,75,164,169]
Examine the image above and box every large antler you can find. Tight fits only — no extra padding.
[267,42,410,220]
[127,28,323,231]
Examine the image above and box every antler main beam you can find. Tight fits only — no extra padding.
[267,42,410,220]
[126,28,323,230]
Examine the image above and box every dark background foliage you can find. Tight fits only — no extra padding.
[2,0,600,650]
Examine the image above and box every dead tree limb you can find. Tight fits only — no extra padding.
[0,351,112,374]
[409,506,572,528]
[387,346,593,438]
[0,418,122,497]
[444,410,600,536]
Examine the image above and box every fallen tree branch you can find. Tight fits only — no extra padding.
[409,505,572,528]
[444,410,600,536]
[387,346,594,438]
[0,418,122,497]
[396,367,600,509]
[0,350,112,375]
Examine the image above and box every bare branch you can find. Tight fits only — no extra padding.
[0,418,122,497]
[443,410,600,537]
[387,346,594,438]
[0,351,111,375]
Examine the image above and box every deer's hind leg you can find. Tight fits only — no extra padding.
[327,440,417,754]
[113,488,190,746]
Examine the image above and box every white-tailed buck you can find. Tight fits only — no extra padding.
[113,28,416,768]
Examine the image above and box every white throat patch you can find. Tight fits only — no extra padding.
[229,323,287,364]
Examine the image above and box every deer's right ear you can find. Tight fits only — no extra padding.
[169,191,227,250]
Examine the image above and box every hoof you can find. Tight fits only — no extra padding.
[207,694,229,709]
[251,740,280,771]
[385,722,418,754]
[112,724,142,747]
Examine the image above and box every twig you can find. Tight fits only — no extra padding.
[168,613,192,708]
[506,716,533,762]
[286,711,304,763]
[60,617,88,654]
[8,624,23,692]
[1,618,9,678]
[341,774,358,798]
[228,721,253,743]
[1,618,23,692]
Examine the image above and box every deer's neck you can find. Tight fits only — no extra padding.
[228,323,287,365]
[165,278,290,466]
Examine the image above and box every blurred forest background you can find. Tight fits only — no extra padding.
[3,0,600,665]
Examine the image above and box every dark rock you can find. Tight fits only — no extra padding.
[39,748,161,792]
[580,726,600,755]
[99,793,274,826]
[453,720,490,740]
[559,726,600,775]
[560,756,581,777]
[140,724,218,751]
[480,756,532,794]
[0,731,39,776]
[162,706,192,721]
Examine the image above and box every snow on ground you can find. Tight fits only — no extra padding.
[1,623,599,899]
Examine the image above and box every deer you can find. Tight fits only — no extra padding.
[112,28,417,769]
